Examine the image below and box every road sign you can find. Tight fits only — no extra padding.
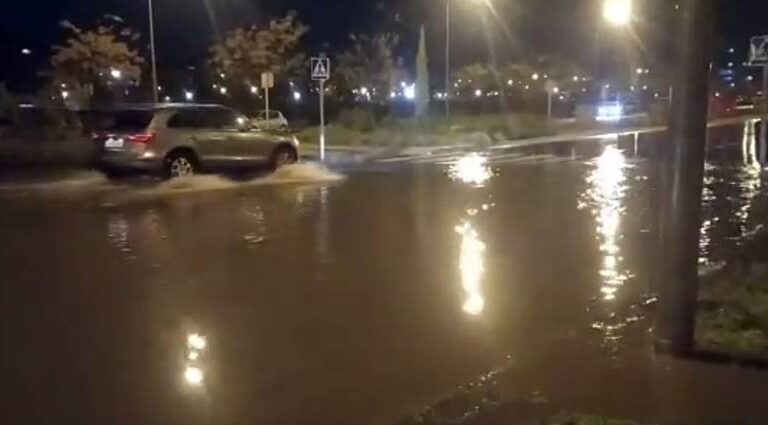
[261,72,274,89]
[310,57,330,161]
[750,36,768,65]
[261,72,275,130]
[311,57,330,81]
[749,36,768,163]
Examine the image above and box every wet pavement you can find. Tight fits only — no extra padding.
[2,120,768,425]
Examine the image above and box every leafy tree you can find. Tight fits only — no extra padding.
[209,12,309,92]
[498,63,537,85]
[334,32,399,101]
[50,18,144,106]
[531,55,588,89]
[454,63,495,92]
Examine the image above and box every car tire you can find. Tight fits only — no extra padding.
[270,145,298,170]
[279,124,288,131]
[163,151,198,179]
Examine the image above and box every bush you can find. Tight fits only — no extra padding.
[336,107,376,132]
[447,113,553,141]
[296,124,369,147]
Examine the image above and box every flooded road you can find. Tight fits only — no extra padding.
[2,122,768,424]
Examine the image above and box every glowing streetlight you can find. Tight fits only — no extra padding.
[184,90,195,102]
[603,0,632,27]
[184,366,204,386]
[404,84,416,100]
[110,68,122,79]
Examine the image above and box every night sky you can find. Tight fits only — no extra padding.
[2,0,768,89]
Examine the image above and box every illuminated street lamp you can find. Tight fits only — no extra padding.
[545,80,559,119]
[603,0,632,27]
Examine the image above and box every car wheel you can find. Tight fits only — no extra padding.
[279,124,288,131]
[164,151,198,179]
[270,146,298,170]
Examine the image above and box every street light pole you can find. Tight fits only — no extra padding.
[445,0,451,119]
[148,0,159,103]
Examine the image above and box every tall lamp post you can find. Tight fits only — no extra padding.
[445,0,451,119]
[601,0,633,98]
[148,0,159,103]
[445,0,485,119]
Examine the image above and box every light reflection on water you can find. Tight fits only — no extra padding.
[107,213,131,253]
[449,153,493,316]
[184,332,207,387]
[455,219,486,316]
[735,119,762,235]
[698,119,765,266]
[579,145,631,302]
[448,154,493,187]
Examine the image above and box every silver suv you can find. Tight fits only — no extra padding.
[92,104,299,179]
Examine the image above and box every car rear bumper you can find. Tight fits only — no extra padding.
[98,153,162,173]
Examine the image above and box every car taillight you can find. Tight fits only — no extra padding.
[127,133,156,144]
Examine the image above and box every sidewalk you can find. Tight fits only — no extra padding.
[300,114,761,164]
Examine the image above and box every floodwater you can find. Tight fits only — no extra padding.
[2,122,768,425]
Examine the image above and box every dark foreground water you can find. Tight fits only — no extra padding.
[2,121,768,425]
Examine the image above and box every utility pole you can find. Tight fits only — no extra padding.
[656,0,715,356]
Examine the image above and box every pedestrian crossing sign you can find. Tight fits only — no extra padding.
[311,57,330,81]
[750,35,768,65]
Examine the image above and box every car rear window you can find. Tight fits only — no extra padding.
[88,110,155,132]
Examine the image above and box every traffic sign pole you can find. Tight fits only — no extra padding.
[265,87,270,131]
[749,36,768,163]
[261,72,275,131]
[311,57,330,162]
[319,80,325,162]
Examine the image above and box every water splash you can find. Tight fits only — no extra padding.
[0,163,344,203]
